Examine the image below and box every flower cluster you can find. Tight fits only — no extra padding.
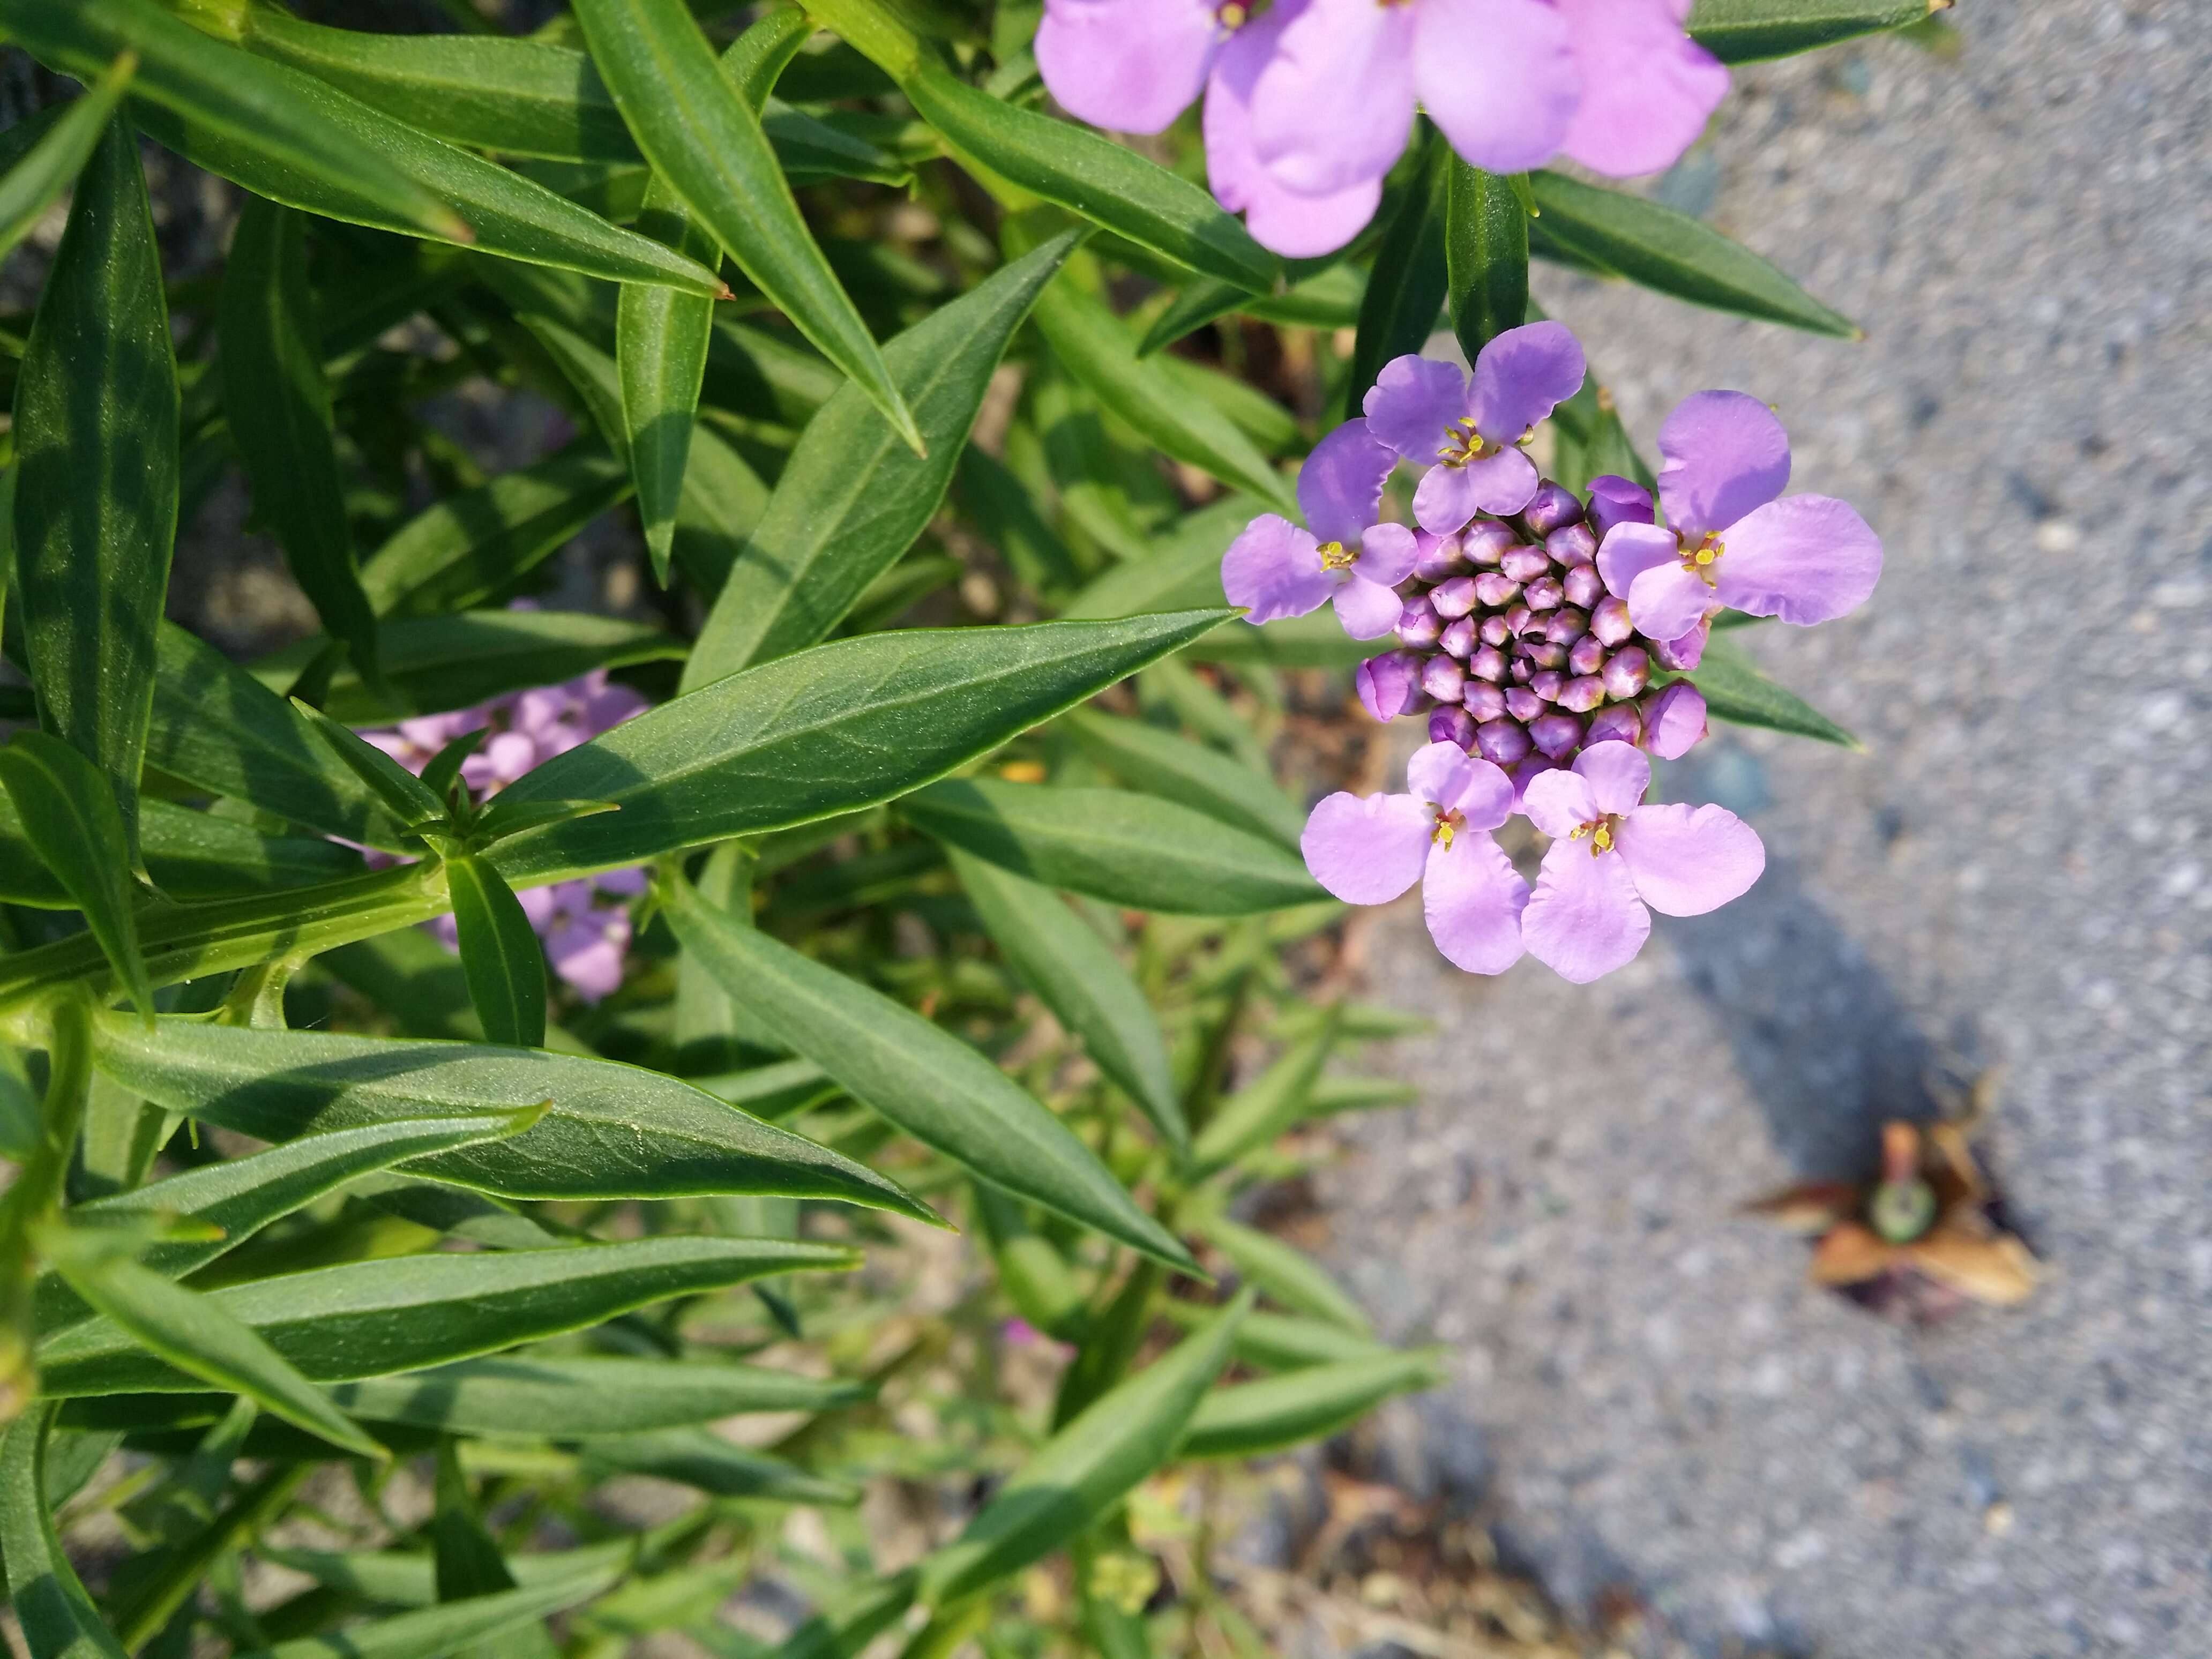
[1035,0,1728,256]
[1221,323,1882,981]
[360,669,649,1002]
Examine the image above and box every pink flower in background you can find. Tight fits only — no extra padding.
[360,668,649,1003]
[1302,742,1529,974]
[1596,391,1885,642]
[1222,421,1415,638]
[1520,742,1762,982]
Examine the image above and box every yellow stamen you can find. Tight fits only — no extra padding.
[1431,807,1464,848]
[1569,816,1619,855]
[1217,1,1246,24]
[1317,539,1357,572]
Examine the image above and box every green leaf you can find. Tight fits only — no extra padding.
[253,1543,629,1612]
[241,1569,624,1659]
[1056,496,1255,622]
[900,57,1274,292]
[88,1016,939,1221]
[1179,1352,1445,1460]
[1188,1007,1340,1175]
[1191,1209,1369,1334]
[0,1408,130,1659]
[1444,161,1528,365]
[1184,609,1378,668]
[447,854,549,1051]
[220,197,381,690]
[571,0,921,452]
[0,0,467,243]
[898,780,1325,915]
[1687,0,1948,62]
[619,177,719,585]
[330,1355,869,1438]
[1028,271,1297,519]
[917,1290,1250,1605]
[578,1430,857,1505]
[11,114,176,870]
[39,1223,387,1458]
[0,51,134,267]
[1672,631,1861,746]
[360,440,633,618]
[1528,171,1858,337]
[1063,710,1304,850]
[1160,1303,1392,1372]
[292,697,449,828]
[35,1234,858,1396]
[945,848,1186,1156]
[684,232,1080,685]
[483,611,1231,886]
[1345,138,1446,414]
[0,733,153,1019]
[664,878,1195,1272]
[766,1572,917,1659]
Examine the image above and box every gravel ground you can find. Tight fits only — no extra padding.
[1313,4,2212,1655]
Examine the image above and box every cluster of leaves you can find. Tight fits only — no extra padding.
[0,0,1925,1653]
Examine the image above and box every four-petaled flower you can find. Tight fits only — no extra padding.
[1595,391,1885,643]
[1363,323,1586,535]
[1303,742,1530,974]
[1222,420,1417,638]
[1519,741,1763,982]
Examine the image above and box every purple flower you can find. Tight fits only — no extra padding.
[1363,327,1586,535]
[1595,391,1884,642]
[1221,420,1415,639]
[1302,742,1529,975]
[1520,742,1763,982]
[1552,0,1731,177]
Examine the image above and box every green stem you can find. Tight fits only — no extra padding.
[0,994,94,1419]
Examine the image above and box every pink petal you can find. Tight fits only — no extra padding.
[1520,766,1597,841]
[1459,447,1541,517]
[1412,464,1483,536]
[1625,560,1716,642]
[1657,390,1789,536]
[1422,831,1529,974]
[1617,801,1764,915]
[1035,0,1221,134]
[1522,840,1649,982]
[1363,354,1470,464]
[1713,495,1883,625]
[1301,790,1433,903]
[1331,574,1406,639]
[1353,520,1419,585]
[1414,0,1579,176]
[1596,521,1677,600]
[1222,514,1333,623]
[1469,322,1586,445]
[1205,23,1382,258]
[1642,682,1708,759]
[1405,739,1475,810]
[1296,420,1395,545]
[1555,0,1730,177]
[1444,752,1516,830]
[1251,0,1418,196]
[1573,738,1651,815]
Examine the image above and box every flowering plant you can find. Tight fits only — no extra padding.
[0,0,1929,1652]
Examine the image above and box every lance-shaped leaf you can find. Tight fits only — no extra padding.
[0,734,153,1020]
[221,197,381,690]
[483,611,1230,886]
[765,1572,917,1659]
[685,232,1080,685]
[1444,161,1528,365]
[1064,711,1304,850]
[1189,1007,1340,1175]
[1529,170,1857,337]
[293,698,448,828]
[664,879,1194,1272]
[620,175,720,585]
[0,796,361,909]
[1029,273,1297,519]
[578,1430,856,1504]
[1687,0,1949,63]
[89,1017,938,1221]
[1669,632,1860,747]
[36,1235,857,1396]
[1191,1209,1370,1334]
[1161,1302,1393,1372]
[12,115,176,870]
[946,848,1186,1156]
[331,1355,868,1438]
[899,780,1324,916]
[571,0,920,452]
[238,1567,625,1659]
[1179,1351,1445,1460]
[147,623,411,849]
[0,0,465,242]
[0,1408,130,1659]
[249,1544,627,1612]
[38,1223,386,1458]
[0,52,134,266]
[447,855,549,1050]
[1057,496,1257,622]
[917,1291,1251,1605]
[1345,139,1447,415]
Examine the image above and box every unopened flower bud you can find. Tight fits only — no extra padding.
[1522,480,1583,536]
[1561,562,1605,609]
[1591,595,1635,646]
[1510,657,1533,684]
[1462,519,1518,567]
[1430,576,1478,618]
[1602,645,1651,699]
[1474,573,1521,608]
[1412,530,1470,583]
[1545,521,1598,566]
[1556,674,1608,713]
[1479,614,1512,648]
[1500,543,1550,583]
[1522,640,1567,670]
[1530,712,1585,757]
[1505,604,1537,636]
[1476,718,1533,766]
[1357,651,1423,721]
[1421,653,1467,703]
[1525,576,1564,612]
[1567,634,1607,677]
[1462,681,1507,721]
[1642,682,1708,758]
[1396,595,1443,648]
[1529,670,1566,703]
[1439,615,1477,657]
[1585,703,1643,747]
[1470,644,1508,683]
[1505,686,1545,722]
[1544,608,1589,645]
[1648,617,1710,672]
[1586,474,1655,540]
[1429,705,1478,749]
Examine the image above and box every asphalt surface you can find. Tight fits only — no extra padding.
[1312,4,2212,1654]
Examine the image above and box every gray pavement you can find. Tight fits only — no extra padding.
[1313,4,2212,1654]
